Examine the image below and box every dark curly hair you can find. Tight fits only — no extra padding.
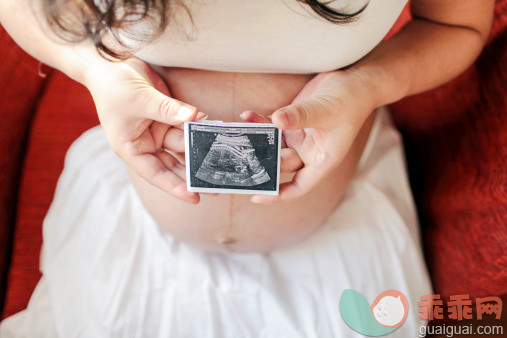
[42,0,368,59]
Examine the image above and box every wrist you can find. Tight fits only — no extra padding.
[344,63,409,108]
[60,44,125,88]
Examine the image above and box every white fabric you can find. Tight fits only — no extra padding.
[1,108,432,337]
[133,0,409,73]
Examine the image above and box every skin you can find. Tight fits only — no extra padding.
[128,67,376,252]
[0,0,495,252]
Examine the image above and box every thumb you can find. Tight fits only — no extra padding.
[144,88,198,125]
[272,97,335,130]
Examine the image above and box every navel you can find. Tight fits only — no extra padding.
[217,236,236,244]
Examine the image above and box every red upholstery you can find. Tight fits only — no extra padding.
[2,71,98,318]
[0,25,52,316]
[390,1,507,299]
[0,0,505,326]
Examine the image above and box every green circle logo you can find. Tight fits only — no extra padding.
[339,289,409,336]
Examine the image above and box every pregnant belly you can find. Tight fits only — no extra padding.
[130,67,369,253]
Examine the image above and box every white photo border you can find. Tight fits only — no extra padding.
[184,121,281,196]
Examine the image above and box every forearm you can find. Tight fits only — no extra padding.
[347,1,495,108]
[0,0,117,84]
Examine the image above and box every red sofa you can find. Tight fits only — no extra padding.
[1,1,505,333]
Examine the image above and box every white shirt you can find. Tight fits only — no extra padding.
[133,0,408,74]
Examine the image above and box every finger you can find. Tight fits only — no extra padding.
[280,147,303,173]
[239,111,271,123]
[143,89,199,125]
[157,150,187,179]
[250,165,322,204]
[148,121,170,149]
[162,147,185,165]
[159,151,217,196]
[240,110,288,147]
[162,128,185,153]
[280,133,287,149]
[271,99,334,130]
[171,111,208,131]
[196,112,208,120]
[128,151,200,204]
[174,151,186,165]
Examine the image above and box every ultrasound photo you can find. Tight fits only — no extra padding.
[184,121,281,195]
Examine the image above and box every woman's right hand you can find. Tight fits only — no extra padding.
[84,58,204,204]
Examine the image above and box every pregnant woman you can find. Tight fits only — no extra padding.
[0,0,494,336]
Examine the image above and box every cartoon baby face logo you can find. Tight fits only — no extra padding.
[340,289,409,336]
[371,290,409,328]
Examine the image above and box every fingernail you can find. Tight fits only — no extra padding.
[177,105,196,120]
[196,112,208,120]
[240,112,248,119]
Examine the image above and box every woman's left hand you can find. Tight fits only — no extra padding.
[242,70,378,204]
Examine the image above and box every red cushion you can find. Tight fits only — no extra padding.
[390,2,507,298]
[2,71,98,319]
[0,24,52,316]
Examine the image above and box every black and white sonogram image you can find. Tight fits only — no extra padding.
[184,121,281,195]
